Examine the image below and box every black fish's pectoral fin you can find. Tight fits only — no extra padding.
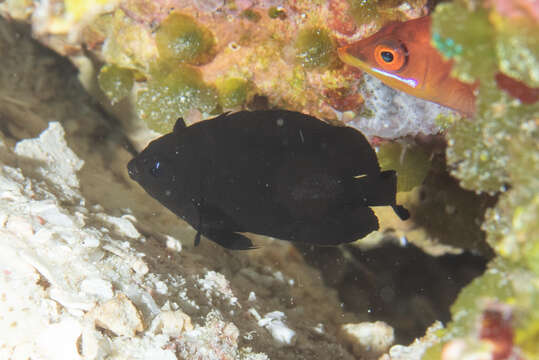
[194,231,201,247]
[173,117,187,133]
[392,205,410,221]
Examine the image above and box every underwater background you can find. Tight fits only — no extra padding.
[0,0,537,359]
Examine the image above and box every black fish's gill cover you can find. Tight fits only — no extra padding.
[127,110,409,250]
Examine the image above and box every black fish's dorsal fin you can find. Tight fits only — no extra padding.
[173,117,187,134]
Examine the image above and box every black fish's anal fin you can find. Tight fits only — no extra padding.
[207,230,256,250]
[173,117,187,133]
[392,205,410,221]
[195,200,255,250]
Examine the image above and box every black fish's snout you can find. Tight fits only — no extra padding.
[127,158,140,180]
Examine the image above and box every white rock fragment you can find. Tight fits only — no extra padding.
[80,324,112,360]
[273,271,285,282]
[149,310,194,337]
[249,309,296,346]
[154,280,169,295]
[340,321,395,359]
[88,293,144,337]
[198,270,240,307]
[165,235,182,252]
[248,291,257,302]
[30,199,77,228]
[102,244,149,275]
[314,323,325,334]
[35,317,83,360]
[80,278,114,300]
[6,215,34,238]
[97,213,140,239]
[49,287,95,313]
[175,310,256,359]
[14,122,84,200]
[380,321,443,360]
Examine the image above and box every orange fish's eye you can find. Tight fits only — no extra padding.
[374,43,407,71]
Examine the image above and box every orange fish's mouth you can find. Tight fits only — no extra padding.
[337,45,370,71]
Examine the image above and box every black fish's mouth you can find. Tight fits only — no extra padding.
[127,158,140,180]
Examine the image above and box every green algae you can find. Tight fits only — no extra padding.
[347,0,424,26]
[97,64,134,105]
[241,9,261,22]
[295,27,336,69]
[268,6,287,20]
[482,127,539,272]
[495,17,539,88]
[215,77,253,109]
[432,1,539,192]
[135,65,218,133]
[155,12,216,65]
[431,3,497,84]
[377,142,431,192]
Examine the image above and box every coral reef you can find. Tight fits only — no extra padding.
[1,0,448,139]
[421,0,539,358]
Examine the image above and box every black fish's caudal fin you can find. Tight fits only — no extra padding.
[352,170,410,220]
[392,205,410,221]
[353,170,397,206]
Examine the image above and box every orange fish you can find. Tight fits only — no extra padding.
[338,16,477,116]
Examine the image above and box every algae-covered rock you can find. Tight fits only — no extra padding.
[494,15,539,88]
[433,1,539,193]
[295,26,336,69]
[215,77,253,109]
[155,12,216,66]
[135,65,218,133]
[377,142,431,192]
[422,0,539,358]
[347,0,426,26]
[98,64,134,105]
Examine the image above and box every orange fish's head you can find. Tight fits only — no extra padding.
[338,16,476,116]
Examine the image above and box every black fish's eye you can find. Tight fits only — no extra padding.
[150,161,161,177]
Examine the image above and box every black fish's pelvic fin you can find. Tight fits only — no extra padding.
[173,117,187,133]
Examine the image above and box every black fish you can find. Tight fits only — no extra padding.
[127,110,409,250]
